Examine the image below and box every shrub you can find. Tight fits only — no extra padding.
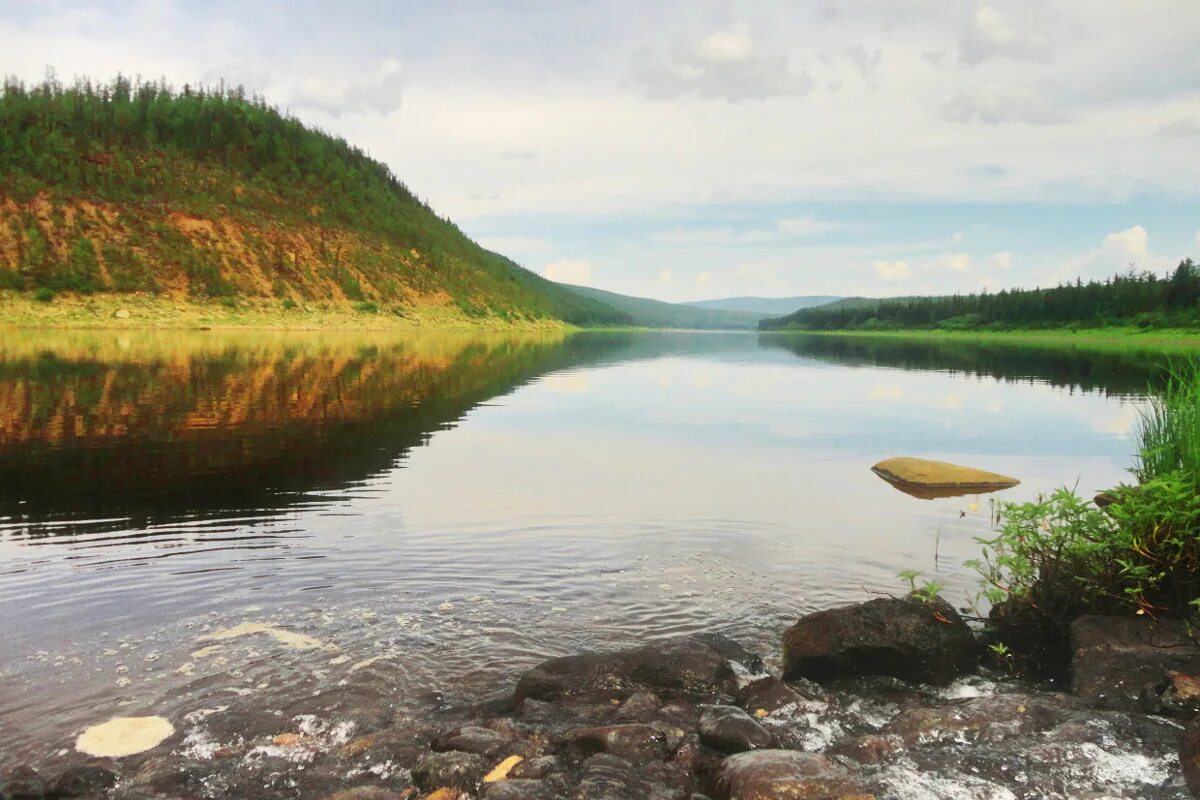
[353,300,379,313]
[1134,362,1200,483]
[33,286,55,303]
[281,297,298,310]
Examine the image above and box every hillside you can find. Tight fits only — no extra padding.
[0,76,629,326]
[760,263,1200,331]
[561,284,764,329]
[685,295,842,315]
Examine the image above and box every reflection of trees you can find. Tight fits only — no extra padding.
[0,330,627,532]
[759,334,1162,397]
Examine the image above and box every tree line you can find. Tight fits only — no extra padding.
[760,260,1200,331]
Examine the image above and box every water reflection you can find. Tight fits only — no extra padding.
[760,332,1165,396]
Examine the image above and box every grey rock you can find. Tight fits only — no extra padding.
[698,706,772,754]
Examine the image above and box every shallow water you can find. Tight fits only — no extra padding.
[0,328,1163,760]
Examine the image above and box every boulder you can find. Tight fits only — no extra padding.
[714,750,868,799]
[1070,615,1200,713]
[734,677,817,717]
[514,634,759,705]
[882,693,1081,746]
[698,706,773,753]
[564,724,670,763]
[871,456,1018,499]
[782,596,978,685]
[433,726,515,758]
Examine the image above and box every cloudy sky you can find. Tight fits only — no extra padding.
[3,1,1198,301]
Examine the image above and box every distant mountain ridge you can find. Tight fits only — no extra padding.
[685,296,843,316]
[562,284,764,329]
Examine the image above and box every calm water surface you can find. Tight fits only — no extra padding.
[0,329,1161,758]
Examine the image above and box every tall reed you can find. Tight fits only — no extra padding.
[1134,360,1200,483]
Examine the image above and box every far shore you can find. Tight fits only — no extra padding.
[760,326,1200,351]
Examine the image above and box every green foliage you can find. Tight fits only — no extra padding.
[0,74,630,326]
[33,286,54,303]
[281,297,298,310]
[353,300,379,314]
[897,569,945,605]
[761,260,1200,332]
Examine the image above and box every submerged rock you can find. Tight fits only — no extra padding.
[564,724,670,763]
[433,726,516,758]
[735,677,818,717]
[782,596,978,685]
[871,456,1018,499]
[412,752,489,793]
[1182,720,1200,797]
[1071,615,1200,713]
[0,765,46,800]
[514,634,758,705]
[715,750,867,799]
[50,764,117,798]
[698,706,773,753]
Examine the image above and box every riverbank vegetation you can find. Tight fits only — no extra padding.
[761,260,1200,333]
[0,74,628,327]
[967,361,1200,674]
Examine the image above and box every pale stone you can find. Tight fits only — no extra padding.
[76,716,174,757]
[483,755,524,783]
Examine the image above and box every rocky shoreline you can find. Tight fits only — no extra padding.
[3,595,1197,799]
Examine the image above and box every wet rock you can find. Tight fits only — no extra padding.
[564,724,670,763]
[826,734,900,765]
[574,754,689,800]
[0,766,45,800]
[698,706,773,754]
[322,788,413,800]
[615,691,663,721]
[1071,615,1200,713]
[50,764,117,797]
[481,778,568,799]
[715,750,867,799]
[124,757,210,795]
[1142,671,1200,720]
[505,756,557,781]
[1182,720,1200,797]
[782,595,977,685]
[883,692,1080,746]
[433,725,515,758]
[734,677,813,717]
[514,634,758,705]
[412,752,489,793]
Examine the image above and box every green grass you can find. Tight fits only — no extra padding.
[1135,361,1200,483]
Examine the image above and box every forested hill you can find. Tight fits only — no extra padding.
[562,284,765,329]
[759,261,1200,332]
[0,76,628,325]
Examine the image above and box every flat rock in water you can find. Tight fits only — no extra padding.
[871,456,1018,499]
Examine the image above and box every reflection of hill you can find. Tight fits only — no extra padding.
[0,330,631,532]
[759,334,1162,396]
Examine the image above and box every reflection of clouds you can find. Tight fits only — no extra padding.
[870,384,905,403]
[1093,402,1144,437]
[985,398,1005,414]
[941,393,964,410]
[541,372,591,395]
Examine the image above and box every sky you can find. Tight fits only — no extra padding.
[1,0,1198,302]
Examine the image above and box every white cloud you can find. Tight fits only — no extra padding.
[874,260,912,280]
[777,216,841,236]
[941,85,1068,125]
[291,58,404,116]
[695,271,712,287]
[993,252,1013,270]
[934,253,972,272]
[1160,119,1200,138]
[1040,224,1174,284]
[635,22,816,101]
[660,269,673,285]
[543,259,593,285]
[1102,225,1148,257]
[960,5,1053,65]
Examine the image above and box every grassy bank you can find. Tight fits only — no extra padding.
[762,327,1200,352]
[0,290,571,330]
